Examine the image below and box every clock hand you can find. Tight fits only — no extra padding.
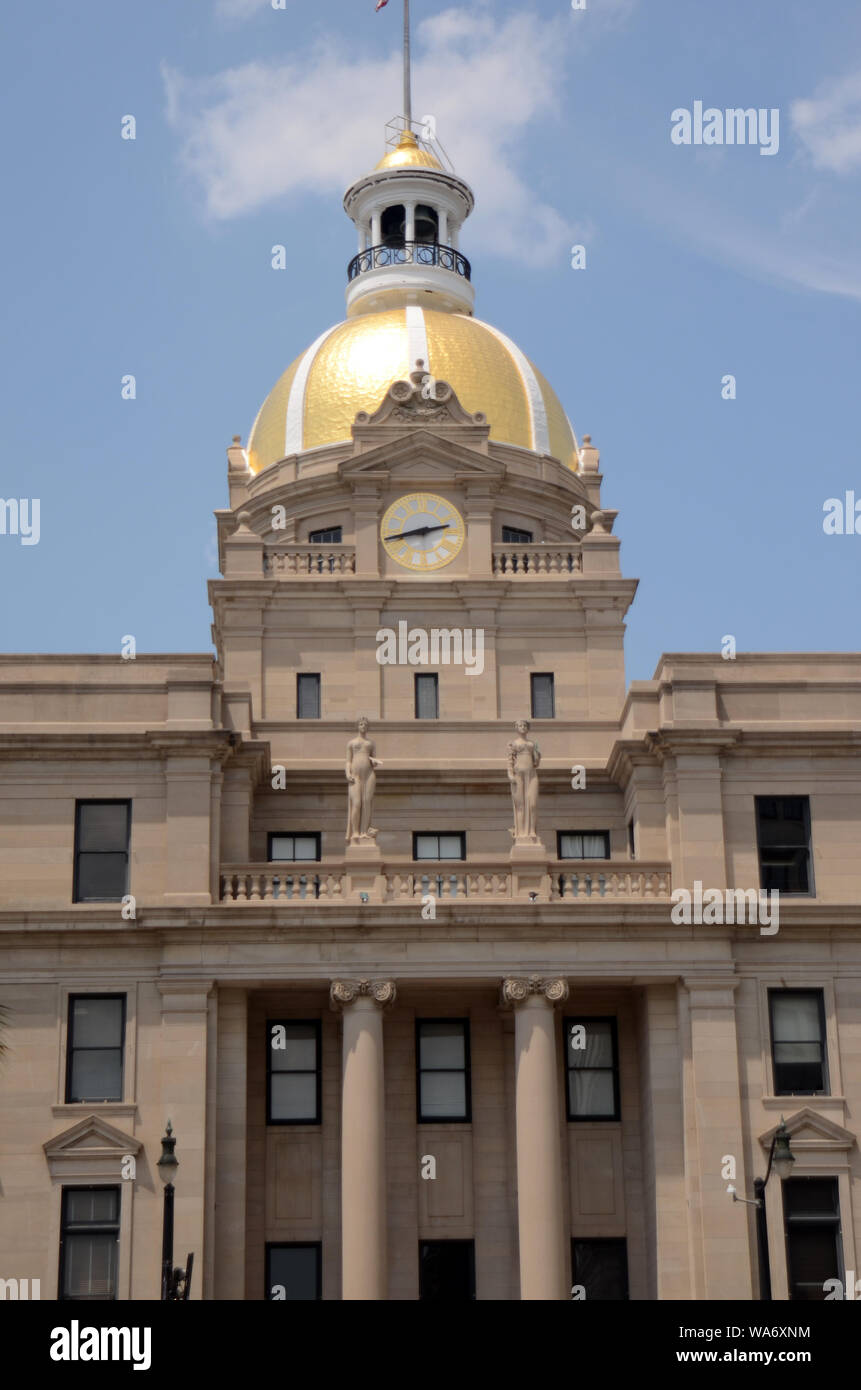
[388,522,450,540]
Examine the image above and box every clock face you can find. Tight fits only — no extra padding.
[380,492,466,571]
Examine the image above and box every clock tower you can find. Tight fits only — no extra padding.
[212,120,636,767]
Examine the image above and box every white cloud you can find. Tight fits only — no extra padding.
[791,70,861,174]
[163,8,576,264]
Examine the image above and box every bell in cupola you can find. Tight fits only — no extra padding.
[413,204,439,245]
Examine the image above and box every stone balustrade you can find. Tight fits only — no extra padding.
[263,545,357,577]
[220,860,671,904]
[491,545,582,576]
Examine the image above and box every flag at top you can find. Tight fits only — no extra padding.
[375,1,389,10]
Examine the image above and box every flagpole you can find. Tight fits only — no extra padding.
[403,0,412,127]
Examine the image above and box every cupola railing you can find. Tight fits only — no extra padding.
[348,241,471,283]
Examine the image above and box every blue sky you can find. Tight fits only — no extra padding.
[1,0,860,682]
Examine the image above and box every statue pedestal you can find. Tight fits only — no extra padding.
[509,840,552,902]
[344,841,386,903]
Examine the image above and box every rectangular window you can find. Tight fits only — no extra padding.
[66,996,125,1103]
[627,818,636,859]
[769,990,828,1095]
[557,831,610,860]
[416,1020,470,1122]
[59,1187,120,1301]
[413,832,465,861]
[267,1020,321,1124]
[530,673,555,719]
[756,796,813,894]
[565,1016,620,1121]
[572,1238,629,1300]
[419,1241,476,1301]
[414,673,439,719]
[73,801,131,903]
[297,674,321,720]
[265,1243,321,1301]
[268,833,321,862]
[784,1178,842,1301]
[502,526,533,544]
[308,526,342,545]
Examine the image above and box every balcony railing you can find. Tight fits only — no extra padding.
[263,545,356,577]
[347,241,471,283]
[492,545,582,576]
[220,860,671,904]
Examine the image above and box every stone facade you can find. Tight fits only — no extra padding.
[2,129,861,1303]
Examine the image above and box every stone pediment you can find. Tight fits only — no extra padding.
[350,362,493,458]
[341,425,505,493]
[44,1114,141,1174]
[758,1108,856,1154]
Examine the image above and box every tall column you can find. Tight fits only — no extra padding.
[330,979,396,1300]
[502,976,569,1300]
[682,977,753,1299]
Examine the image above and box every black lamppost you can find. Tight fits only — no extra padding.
[728,1116,795,1300]
[157,1121,178,1301]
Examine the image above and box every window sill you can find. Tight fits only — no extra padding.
[761,1095,843,1109]
[52,1103,138,1118]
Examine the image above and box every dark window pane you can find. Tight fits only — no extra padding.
[559,832,609,860]
[270,835,319,862]
[63,1233,119,1300]
[70,1051,123,1103]
[784,1178,842,1301]
[415,674,439,719]
[267,1246,320,1301]
[568,1070,615,1117]
[572,1239,628,1300]
[414,834,465,861]
[420,1071,466,1118]
[570,1021,614,1069]
[531,673,555,719]
[76,853,128,901]
[77,804,129,852]
[270,1023,317,1072]
[64,1189,119,1225]
[297,675,320,719]
[417,1021,469,1122]
[71,998,123,1049]
[502,526,533,544]
[566,1018,619,1120]
[785,1178,840,1219]
[770,991,826,1094]
[419,1023,465,1070]
[309,527,341,544]
[270,1073,316,1120]
[267,1021,320,1123]
[756,796,812,893]
[60,1187,120,1302]
[419,1242,475,1301]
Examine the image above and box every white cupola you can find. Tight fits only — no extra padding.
[343,126,475,318]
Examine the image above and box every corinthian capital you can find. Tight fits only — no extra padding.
[330,979,397,1010]
[500,976,569,1008]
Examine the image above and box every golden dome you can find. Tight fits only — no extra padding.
[375,129,443,171]
[247,307,579,475]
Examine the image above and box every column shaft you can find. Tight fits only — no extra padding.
[336,990,390,1299]
[505,981,568,1299]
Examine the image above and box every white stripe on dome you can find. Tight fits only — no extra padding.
[406,305,429,382]
[284,322,342,456]
[471,317,551,456]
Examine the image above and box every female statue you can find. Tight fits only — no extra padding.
[507,718,541,842]
[345,715,382,843]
